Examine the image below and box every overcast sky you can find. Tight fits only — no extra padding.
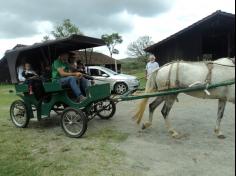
[0,0,235,59]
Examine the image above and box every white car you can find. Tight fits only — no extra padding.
[86,66,140,94]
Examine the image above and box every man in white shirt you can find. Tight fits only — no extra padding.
[145,55,159,79]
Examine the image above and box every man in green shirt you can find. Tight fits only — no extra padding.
[52,53,87,102]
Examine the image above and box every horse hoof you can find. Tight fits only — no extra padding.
[172,133,179,138]
[142,124,146,130]
[217,134,226,139]
[169,131,179,138]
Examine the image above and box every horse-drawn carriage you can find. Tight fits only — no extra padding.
[6,35,116,138]
[6,34,235,139]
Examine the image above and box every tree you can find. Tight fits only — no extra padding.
[127,36,154,63]
[42,35,50,42]
[43,19,83,41]
[51,19,83,39]
[101,33,123,72]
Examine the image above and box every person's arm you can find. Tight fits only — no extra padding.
[145,63,148,79]
[31,70,38,76]
[57,67,82,77]
[22,70,36,79]
[83,74,94,80]
[22,70,26,78]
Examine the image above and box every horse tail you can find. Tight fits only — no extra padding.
[133,70,158,124]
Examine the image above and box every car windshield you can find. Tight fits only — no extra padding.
[101,67,119,75]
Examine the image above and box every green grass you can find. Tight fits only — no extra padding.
[121,59,147,88]
[0,85,142,176]
[131,71,146,89]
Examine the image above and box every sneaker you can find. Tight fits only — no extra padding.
[76,95,86,102]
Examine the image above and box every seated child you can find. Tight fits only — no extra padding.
[22,63,38,94]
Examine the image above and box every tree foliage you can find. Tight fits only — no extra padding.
[51,19,83,39]
[42,35,50,41]
[101,33,123,58]
[127,36,154,63]
[43,19,83,41]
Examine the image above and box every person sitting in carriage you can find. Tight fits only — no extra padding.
[68,54,95,84]
[52,52,88,102]
[22,63,38,95]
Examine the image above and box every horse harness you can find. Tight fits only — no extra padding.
[204,60,235,98]
[165,60,234,91]
[165,60,181,89]
[205,62,214,84]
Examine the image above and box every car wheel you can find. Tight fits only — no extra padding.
[114,82,128,95]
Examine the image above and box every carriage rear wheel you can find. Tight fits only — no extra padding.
[61,108,88,138]
[10,100,30,128]
[95,99,116,120]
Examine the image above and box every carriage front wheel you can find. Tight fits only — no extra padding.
[10,100,30,128]
[61,108,88,138]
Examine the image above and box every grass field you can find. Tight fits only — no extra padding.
[0,78,143,176]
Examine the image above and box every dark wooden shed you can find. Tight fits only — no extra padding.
[145,10,235,66]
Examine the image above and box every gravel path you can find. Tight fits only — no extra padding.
[88,94,235,176]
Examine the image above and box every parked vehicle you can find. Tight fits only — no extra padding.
[87,66,140,94]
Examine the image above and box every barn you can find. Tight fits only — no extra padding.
[145,10,235,66]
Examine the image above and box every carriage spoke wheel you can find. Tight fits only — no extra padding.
[96,99,116,120]
[61,108,88,138]
[10,100,30,128]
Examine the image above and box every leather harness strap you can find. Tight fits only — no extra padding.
[166,63,174,89]
[205,62,214,84]
[175,61,180,88]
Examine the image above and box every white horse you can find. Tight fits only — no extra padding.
[133,57,235,139]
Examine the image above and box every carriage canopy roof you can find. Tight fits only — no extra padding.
[5,34,106,83]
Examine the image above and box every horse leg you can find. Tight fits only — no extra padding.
[161,95,179,138]
[142,97,165,130]
[215,99,227,139]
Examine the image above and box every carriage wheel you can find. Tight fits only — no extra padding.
[96,99,116,120]
[10,100,30,128]
[61,108,88,138]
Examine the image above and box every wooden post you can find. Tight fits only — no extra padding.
[115,59,118,72]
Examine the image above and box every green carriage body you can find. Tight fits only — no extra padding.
[15,82,111,119]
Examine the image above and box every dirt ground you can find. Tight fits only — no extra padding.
[87,94,235,176]
[0,89,234,176]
